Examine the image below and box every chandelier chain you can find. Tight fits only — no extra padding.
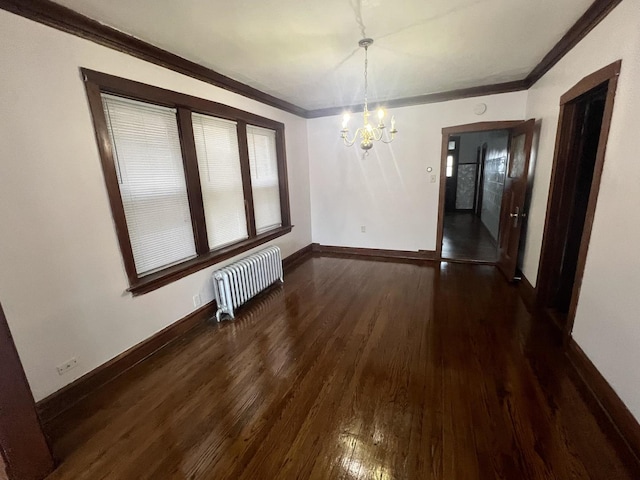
[363,45,368,111]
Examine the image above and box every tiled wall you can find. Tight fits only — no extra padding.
[455,163,477,209]
[481,134,509,241]
[455,130,509,240]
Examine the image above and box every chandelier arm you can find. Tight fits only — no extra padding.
[342,127,364,147]
[380,132,397,144]
[342,135,358,147]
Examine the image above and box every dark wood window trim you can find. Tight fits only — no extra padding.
[82,68,292,295]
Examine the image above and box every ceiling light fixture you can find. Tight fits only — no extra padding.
[340,38,398,153]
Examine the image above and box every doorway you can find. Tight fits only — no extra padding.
[441,130,509,263]
[0,302,54,480]
[536,61,620,338]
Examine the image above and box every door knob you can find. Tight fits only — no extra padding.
[510,207,526,227]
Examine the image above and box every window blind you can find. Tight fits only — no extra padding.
[246,125,282,234]
[102,94,196,275]
[192,113,249,249]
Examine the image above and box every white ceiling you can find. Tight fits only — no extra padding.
[53,0,594,111]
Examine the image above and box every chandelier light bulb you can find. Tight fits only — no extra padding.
[342,113,350,129]
[377,108,385,120]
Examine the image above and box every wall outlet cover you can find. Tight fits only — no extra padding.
[56,357,78,375]
[193,294,202,308]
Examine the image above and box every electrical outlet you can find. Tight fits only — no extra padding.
[361,225,366,233]
[430,174,437,183]
[193,294,202,308]
[56,357,78,376]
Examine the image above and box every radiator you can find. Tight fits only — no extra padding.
[212,246,283,322]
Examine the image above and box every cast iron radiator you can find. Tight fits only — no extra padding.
[212,246,283,322]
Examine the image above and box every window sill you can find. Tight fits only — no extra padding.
[128,225,293,296]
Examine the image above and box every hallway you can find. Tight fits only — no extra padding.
[442,212,498,262]
[43,256,638,479]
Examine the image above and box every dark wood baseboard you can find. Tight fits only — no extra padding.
[440,257,495,266]
[36,301,216,424]
[517,273,537,311]
[312,243,437,262]
[567,338,640,467]
[36,246,312,424]
[283,244,312,272]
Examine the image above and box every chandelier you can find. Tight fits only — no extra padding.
[340,38,397,152]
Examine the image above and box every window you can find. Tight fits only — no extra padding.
[446,137,458,178]
[84,69,291,295]
[102,95,197,275]
[247,125,282,234]
[192,114,248,249]
[446,155,454,177]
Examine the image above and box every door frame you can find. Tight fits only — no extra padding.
[436,121,525,260]
[535,60,621,340]
[0,302,54,480]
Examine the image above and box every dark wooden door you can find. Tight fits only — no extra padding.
[0,303,54,480]
[497,120,535,280]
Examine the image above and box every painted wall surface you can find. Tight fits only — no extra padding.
[522,0,640,419]
[0,10,312,401]
[308,93,527,251]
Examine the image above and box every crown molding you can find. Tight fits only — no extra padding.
[525,0,624,87]
[0,0,624,119]
[0,0,309,117]
[305,79,528,118]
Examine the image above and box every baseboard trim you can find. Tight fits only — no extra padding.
[36,301,216,424]
[36,247,312,424]
[440,257,495,266]
[283,244,312,272]
[517,273,537,311]
[567,338,640,467]
[312,243,437,262]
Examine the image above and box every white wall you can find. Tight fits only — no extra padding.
[308,93,527,251]
[0,10,312,401]
[522,0,640,419]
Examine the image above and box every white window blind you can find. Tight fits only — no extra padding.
[192,113,248,249]
[247,125,282,234]
[102,94,196,275]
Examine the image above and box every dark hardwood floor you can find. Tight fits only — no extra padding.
[44,256,638,479]
[442,212,498,263]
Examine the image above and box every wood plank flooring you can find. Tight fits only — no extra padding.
[44,256,639,479]
[442,212,498,263]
